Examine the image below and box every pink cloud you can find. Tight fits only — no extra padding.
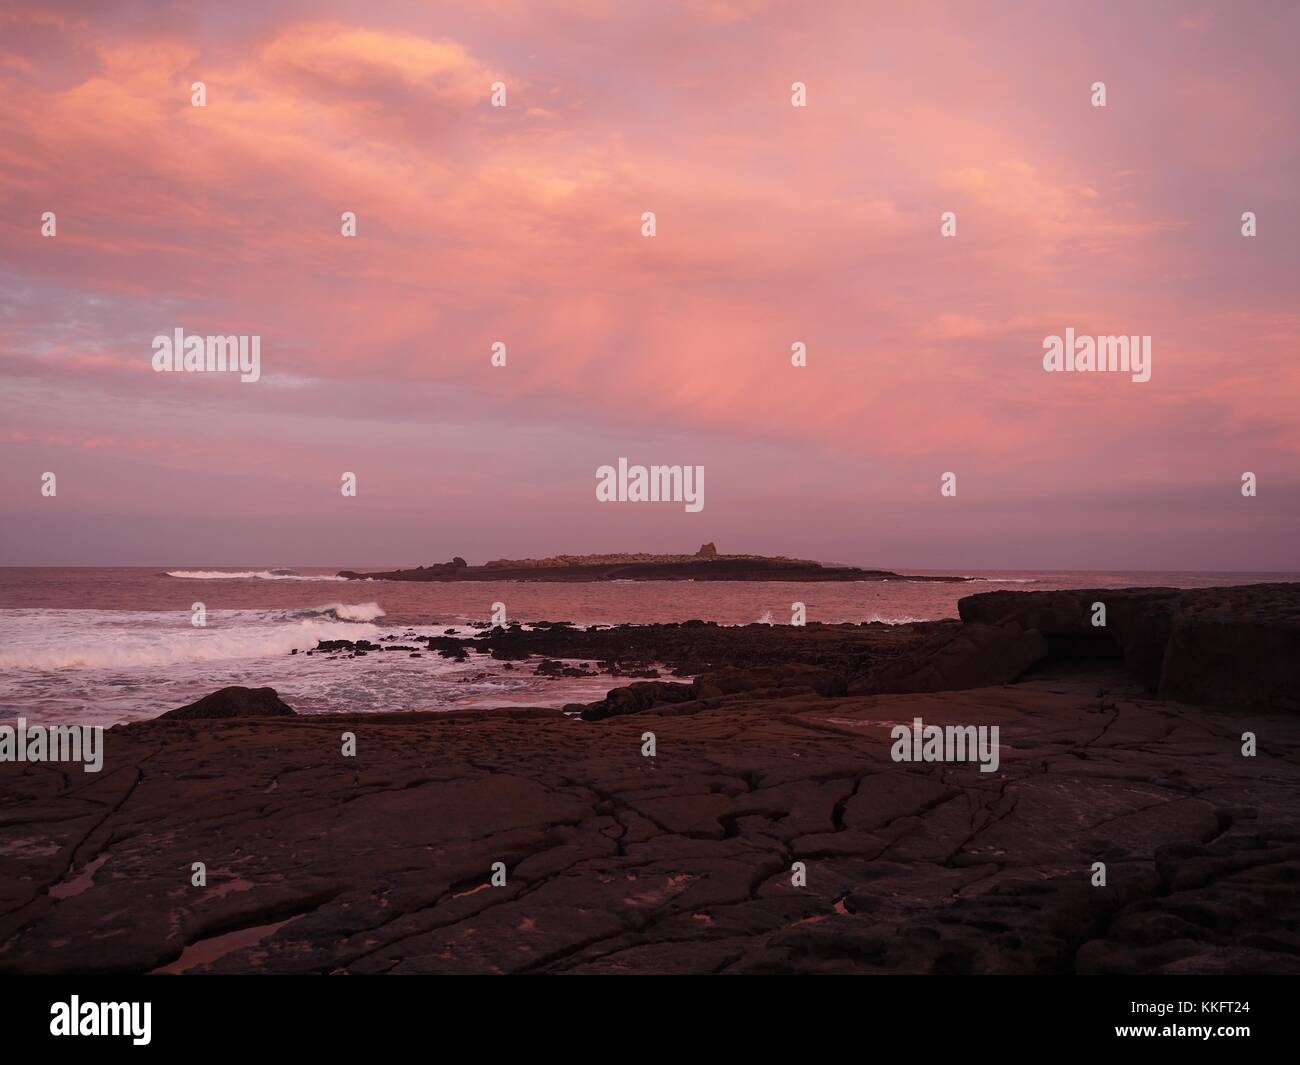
[0,1,1297,567]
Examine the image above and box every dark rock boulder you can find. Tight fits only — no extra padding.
[160,686,296,720]
[576,681,699,721]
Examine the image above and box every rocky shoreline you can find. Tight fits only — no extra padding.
[1,583,1297,974]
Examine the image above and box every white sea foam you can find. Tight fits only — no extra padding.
[0,606,387,669]
[288,602,386,623]
[164,570,348,582]
[0,604,616,727]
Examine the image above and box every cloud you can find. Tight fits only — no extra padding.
[0,1,1296,566]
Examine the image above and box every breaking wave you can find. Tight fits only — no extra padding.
[0,606,388,670]
[164,570,348,582]
[286,602,386,623]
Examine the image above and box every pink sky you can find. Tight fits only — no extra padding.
[1,0,1297,570]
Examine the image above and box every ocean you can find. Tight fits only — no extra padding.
[2,567,1294,726]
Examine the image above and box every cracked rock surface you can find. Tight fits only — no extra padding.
[2,666,1296,974]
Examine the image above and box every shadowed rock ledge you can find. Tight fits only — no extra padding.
[959,582,1300,711]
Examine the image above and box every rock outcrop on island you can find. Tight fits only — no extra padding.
[339,545,970,583]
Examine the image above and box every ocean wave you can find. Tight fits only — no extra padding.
[0,608,390,670]
[164,569,347,582]
[285,602,386,623]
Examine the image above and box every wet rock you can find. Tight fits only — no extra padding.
[579,681,699,721]
[160,686,296,720]
[534,659,598,678]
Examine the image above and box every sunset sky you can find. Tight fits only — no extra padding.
[2,0,1297,569]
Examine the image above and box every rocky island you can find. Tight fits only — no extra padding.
[339,543,972,583]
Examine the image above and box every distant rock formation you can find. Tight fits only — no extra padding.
[339,548,971,583]
[479,545,810,568]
